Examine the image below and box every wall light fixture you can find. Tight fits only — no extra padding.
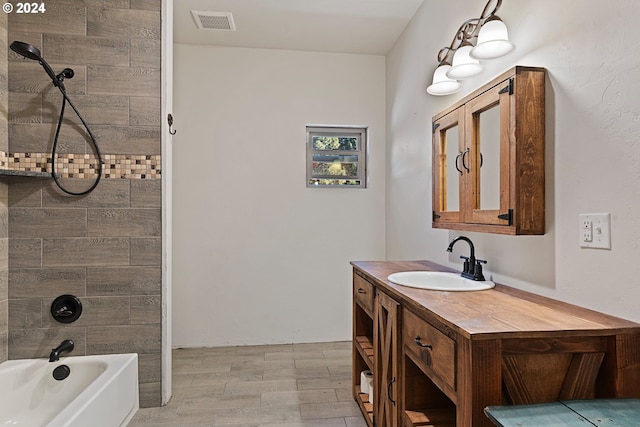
[426,0,515,96]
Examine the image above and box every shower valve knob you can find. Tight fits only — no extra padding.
[51,295,82,324]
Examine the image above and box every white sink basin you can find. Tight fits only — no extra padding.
[387,271,495,291]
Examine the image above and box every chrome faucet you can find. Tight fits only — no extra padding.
[446,236,487,281]
[49,339,74,362]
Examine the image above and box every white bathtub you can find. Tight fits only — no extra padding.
[0,353,139,427]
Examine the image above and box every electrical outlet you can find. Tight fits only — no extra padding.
[579,213,611,249]
[581,218,593,242]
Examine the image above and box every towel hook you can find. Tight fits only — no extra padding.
[167,113,177,135]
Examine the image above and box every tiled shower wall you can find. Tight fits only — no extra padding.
[0,11,8,364]
[6,1,162,407]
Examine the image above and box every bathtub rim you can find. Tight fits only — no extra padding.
[50,353,139,427]
[0,353,139,427]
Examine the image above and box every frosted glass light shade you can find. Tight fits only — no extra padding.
[447,45,483,79]
[427,64,461,96]
[470,18,515,60]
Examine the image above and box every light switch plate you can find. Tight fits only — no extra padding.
[579,213,611,249]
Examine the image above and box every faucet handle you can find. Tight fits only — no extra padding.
[459,256,470,274]
[473,259,487,281]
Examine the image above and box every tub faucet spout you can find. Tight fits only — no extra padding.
[49,340,74,362]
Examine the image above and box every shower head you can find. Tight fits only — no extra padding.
[10,40,42,61]
[9,41,42,61]
[10,40,63,87]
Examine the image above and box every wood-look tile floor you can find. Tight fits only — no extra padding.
[129,341,367,427]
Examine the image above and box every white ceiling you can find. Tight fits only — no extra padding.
[173,0,425,55]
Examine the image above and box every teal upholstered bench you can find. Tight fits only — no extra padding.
[485,399,640,426]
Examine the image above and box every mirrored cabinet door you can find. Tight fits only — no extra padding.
[466,83,511,226]
[432,108,465,223]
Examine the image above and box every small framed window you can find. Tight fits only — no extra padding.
[306,126,367,188]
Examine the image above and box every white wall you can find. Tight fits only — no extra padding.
[386,0,640,322]
[172,45,386,347]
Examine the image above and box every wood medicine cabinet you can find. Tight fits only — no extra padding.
[432,66,545,235]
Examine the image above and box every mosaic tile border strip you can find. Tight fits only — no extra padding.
[0,151,161,179]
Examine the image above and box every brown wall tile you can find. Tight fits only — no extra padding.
[0,299,8,334]
[8,92,42,123]
[130,39,161,68]
[91,125,160,154]
[42,296,130,327]
[9,3,86,36]
[87,66,160,97]
[0,331,6,363]
[0,183,7,219]
[43,179,130,207]
[9,268,86,298]
[0,118,6,154]
[9,327,87,359]
[87,9,160,40]
[138,351,161,383]
[129,96,160,126]
[139,381,162,408]
[9,122,87,153]
[83,0,130,8]
[9,208,87,238]
[0,210,6,239]
[0,123,6,156]
[44,177,125,196]
[8,298,41,329]
[43,237,130,267]
[8,63,52,94]
[44,34,130,67]
[0,267,7,300]
[8,238,42,268]
[86,324,160,354]
[8,180,42,207]
[130,295,161,324]
[43,93,129,126]
[86,266,161,296]
[130,237,161,266]
[131,0,161,11]
[131,179,161,207]
[88,208,160,237]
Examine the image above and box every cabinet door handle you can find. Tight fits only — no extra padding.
[387,377,396,405]
[414,336,433,349]
[461,148,470,172]
[357,288,366,294]
[455,152,463,175]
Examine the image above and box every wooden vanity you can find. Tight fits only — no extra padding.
[351,260,640,427]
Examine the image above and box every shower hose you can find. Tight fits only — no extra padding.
[51,84,104,196]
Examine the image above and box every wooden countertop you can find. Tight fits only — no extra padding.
[351,260,640,340]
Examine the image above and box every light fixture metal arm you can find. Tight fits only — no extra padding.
[427,0,513,96]
[434,0,504,65]
[437,19,480,64]
[480,0,502,20]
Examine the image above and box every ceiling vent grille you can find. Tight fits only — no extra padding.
[191,11,236,31]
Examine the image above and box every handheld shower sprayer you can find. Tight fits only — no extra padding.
[10,41,58,82]
[10,40,103,196]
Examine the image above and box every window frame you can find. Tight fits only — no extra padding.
[306,126,367,188]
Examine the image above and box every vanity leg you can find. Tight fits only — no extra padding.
[599,334,640,398]
[457,339,502,427]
